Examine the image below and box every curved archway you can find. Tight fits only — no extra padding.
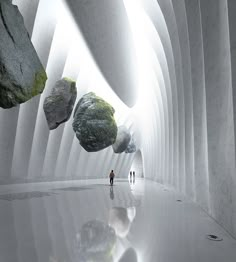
[130,150,144,178]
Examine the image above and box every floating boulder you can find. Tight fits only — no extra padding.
[73,92,117,152]
[112,126,131,153]
[0,0,47,108]
[75,220,116,262]
[125,136,136,153]
[43,78,77,130]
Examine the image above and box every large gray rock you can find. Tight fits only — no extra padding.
[72,92,117,152]
[0,0,47,108]
[125,136,136,153]
[43,78,77,130]
[112,126,131,153]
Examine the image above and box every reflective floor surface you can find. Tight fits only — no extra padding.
[0,178,235,262]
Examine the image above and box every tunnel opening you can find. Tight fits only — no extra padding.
[130,150,144,178]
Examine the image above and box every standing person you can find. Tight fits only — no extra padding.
[109,170,115,186]
[133,171,135,184]
[129,171,132,183]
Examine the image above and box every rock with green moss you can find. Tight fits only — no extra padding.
[0,0,47,108]
[43,78,77,130]
[73,92,117,152]
[112,126,131,153]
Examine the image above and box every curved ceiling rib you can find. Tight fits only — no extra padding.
[65,0,139,107]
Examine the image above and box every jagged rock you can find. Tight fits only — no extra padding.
[75,220,116,262]
[125,137,136,153]
[0,0,47,108]
[72,92,117,152]
[43,78,77,130]
[112,126,131,153]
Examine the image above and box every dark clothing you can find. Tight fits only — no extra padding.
[110,177,114,186]
[109,171,115,185]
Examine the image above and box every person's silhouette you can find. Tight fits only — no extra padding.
[129,171,132,183]
[109,170,115,186]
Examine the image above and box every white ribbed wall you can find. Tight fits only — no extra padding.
[0,0,236,238]
[134,0,236,237]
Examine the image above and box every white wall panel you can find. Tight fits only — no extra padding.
[200,0,236,237]
[185,0,210,211]
[27,23,69,179]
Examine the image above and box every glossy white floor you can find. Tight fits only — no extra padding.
[0,178,235,262]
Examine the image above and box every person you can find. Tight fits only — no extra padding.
[129,171,132,183]
[133,171,135,184]
[109,170,115,186]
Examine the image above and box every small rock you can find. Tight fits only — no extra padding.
[125,136,136,153]
[43,78,77,130]
[112,126,131,153]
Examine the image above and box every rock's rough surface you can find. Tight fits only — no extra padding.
[73,92,117,152]
[0,0,47,108]
[75,220,116,262]
[125,136,136,153]
[43,78,77,130]
[112,126,131,153]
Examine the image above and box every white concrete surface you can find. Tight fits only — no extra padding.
[0,179,235,262]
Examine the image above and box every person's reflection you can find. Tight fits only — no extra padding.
[110,185,114,200]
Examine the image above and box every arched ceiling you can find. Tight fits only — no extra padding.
[65,0,139,107]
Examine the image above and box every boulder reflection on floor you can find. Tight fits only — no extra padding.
[0,178,235,262]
